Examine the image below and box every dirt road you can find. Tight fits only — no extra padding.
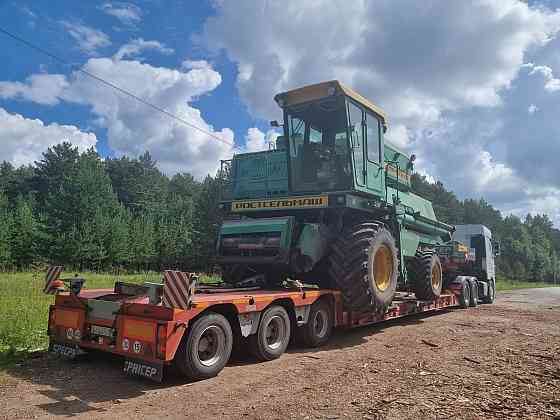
[1,288,559,419]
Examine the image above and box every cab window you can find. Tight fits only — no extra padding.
[366,112,380,163]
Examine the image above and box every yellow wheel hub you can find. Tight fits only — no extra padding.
[431,261,442,290]
[373,245,393,292]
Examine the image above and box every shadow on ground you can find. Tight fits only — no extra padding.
[5,308,452,417]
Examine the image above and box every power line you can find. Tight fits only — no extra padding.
[0,26,236,148]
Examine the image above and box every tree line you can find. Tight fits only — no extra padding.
[412,174,560,283]
[0,142,558,282]
[0,143,221,272]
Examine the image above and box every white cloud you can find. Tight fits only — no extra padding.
[182,60,212,70]
[0,108,97,167]
[100,2,142,26]
[202,0,560,223]
[113,38,174,60]
[61,21,112,55]
[528,104,539,114]
[0,74,68,105]
[523,62,560,92]
[243,128,279,153]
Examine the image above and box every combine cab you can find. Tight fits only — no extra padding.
[216,81,454,311]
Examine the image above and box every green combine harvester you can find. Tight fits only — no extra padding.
[216,81,454,312]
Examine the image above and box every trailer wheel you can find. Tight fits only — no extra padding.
[409,251,443,301]
[469,279,479,307]
[298,299,333,348]
[249,305,291,361]
[175,312,233,380]
[458,277,470,309]
[482,279,495,304]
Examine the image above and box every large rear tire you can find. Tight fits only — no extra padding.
[409,251,443,301]
[482,279,495,304]
[329,222,398,312]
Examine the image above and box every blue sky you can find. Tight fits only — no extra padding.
[1,1,560,225]
[0,0,265,158]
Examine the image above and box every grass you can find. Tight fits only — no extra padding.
[495,277,558,291]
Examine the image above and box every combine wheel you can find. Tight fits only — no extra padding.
[249,305,291,361]
[175,312,233,380]
[410,251,443,300]
[482,279,496,304]
[329,223,398,312]
[298,299,333,348]
[469,278,479,307]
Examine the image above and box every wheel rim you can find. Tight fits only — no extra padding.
[313,309,328,339]
[197,325,225,367]
[373,245,393,292]
[431,261,442,290]
[265,315,286,350]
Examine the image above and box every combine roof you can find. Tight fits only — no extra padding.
[274,80,388,125]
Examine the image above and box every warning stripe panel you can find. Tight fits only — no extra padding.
[43,266,63,294]
[162,271,196,310]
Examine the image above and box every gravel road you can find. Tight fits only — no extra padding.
[1,288,559,419]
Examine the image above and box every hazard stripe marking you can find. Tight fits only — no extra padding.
[162,271,197,310]
[43,266,63,294]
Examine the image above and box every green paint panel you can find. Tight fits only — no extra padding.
[220,217,294,249]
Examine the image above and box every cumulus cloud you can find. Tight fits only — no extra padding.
[0,51,237,177]
[113,38,174,60]
[61,20,111,54]
[0,74,68,105]
[523,62,560,92]
[244,128,279,153]
[0,108,97,167]
[202,0,560,223]
[100,2,142,26]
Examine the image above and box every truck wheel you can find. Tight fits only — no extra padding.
[458,278,471,309]
[175,312,233,380]
[249,305,291,361]
[329,223,398,312]
[469,279,479,307]
[298,299,333,348]
[410,251,443,301]
[482,279,495,304]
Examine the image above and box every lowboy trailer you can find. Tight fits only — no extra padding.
[44,268,481,382]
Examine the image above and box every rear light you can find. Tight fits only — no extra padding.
[156,325,167,359]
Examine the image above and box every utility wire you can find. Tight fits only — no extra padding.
[0,26,236,148]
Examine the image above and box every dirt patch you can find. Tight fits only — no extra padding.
[1,291,559,419]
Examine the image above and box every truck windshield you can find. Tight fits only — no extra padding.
[286,96,351,193]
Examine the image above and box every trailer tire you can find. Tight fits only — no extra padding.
[249,305,291,361]
[482,279,495,304]
[409,251,443,301]
[298,299,333,348]
[329,222,398,312]
[458,277,470,309]
[469,278,479,307]
[175,312,233,380]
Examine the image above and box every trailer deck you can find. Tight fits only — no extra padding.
[45,268,469,382]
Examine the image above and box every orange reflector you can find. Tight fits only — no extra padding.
[54,310,80,328]
[156,325,167,359]
[123,320,155,341]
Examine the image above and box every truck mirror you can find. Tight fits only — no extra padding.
[492,240,501,257]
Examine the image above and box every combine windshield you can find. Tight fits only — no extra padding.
[286,96,351,193]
